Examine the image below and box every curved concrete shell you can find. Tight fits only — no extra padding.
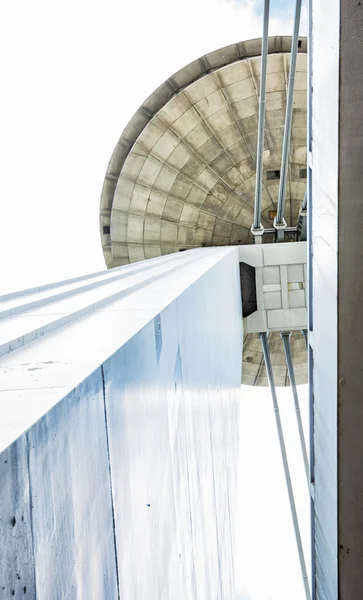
[100,36,308,386]
[243,331,307,386]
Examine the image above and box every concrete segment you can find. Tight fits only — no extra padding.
[0,248,242,599]
[310,0,363,597]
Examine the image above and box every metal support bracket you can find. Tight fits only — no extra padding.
[273,217,287,242]
[251,223,264,244]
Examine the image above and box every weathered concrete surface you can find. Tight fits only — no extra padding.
[337,1,363,597]
[100,37,307,270]
[0,248,242,599]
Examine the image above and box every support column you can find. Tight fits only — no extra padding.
[337,1,363,597]
[0,247,243,599]
[312,0,363,597]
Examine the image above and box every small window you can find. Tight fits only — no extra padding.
[103,225,110,235]
[269,210,277,220]
[179,248,187,252]
[267,170,280,181]
[298,40,302,48]
[299,168,307,179]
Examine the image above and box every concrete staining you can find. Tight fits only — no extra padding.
[338,1,363,597]
[0,248,242,599]
[100,36,308,387]
[100,36,307,265]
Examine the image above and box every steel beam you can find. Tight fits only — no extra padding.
[262,226,298,234]
[252,0,270,233]
[275,0,303,233]
[281,331,310,486]
[260,332,311,600]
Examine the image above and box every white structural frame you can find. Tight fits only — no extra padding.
[239,242,307,335]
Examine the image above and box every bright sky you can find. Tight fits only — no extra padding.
[1,1,310,598]
[236,384,310,600]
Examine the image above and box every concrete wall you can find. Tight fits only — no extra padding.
[337,1,363,597]
[0,248,243,599]
[312,0,363,597]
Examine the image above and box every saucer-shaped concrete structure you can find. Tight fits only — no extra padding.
[100,36,308,386]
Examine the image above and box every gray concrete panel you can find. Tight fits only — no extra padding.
[338,0,363,596]
[27,374,118,600]
[0,435,37,598]
[0,374,118,600]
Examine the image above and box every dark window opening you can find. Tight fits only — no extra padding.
[299,168,307,179]
[239,262,257,317]
[179,248,187,252]
[103,225,110,235]
[298,39,302,48]
[267,170,280,181]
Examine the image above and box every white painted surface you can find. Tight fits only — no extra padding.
[312,0,339,597]
[0,248,234,452]
[0,248,243,599]
[242,242,307,334]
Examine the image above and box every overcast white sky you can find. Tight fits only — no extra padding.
[236,384,310,600]
[1,1,310,598]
